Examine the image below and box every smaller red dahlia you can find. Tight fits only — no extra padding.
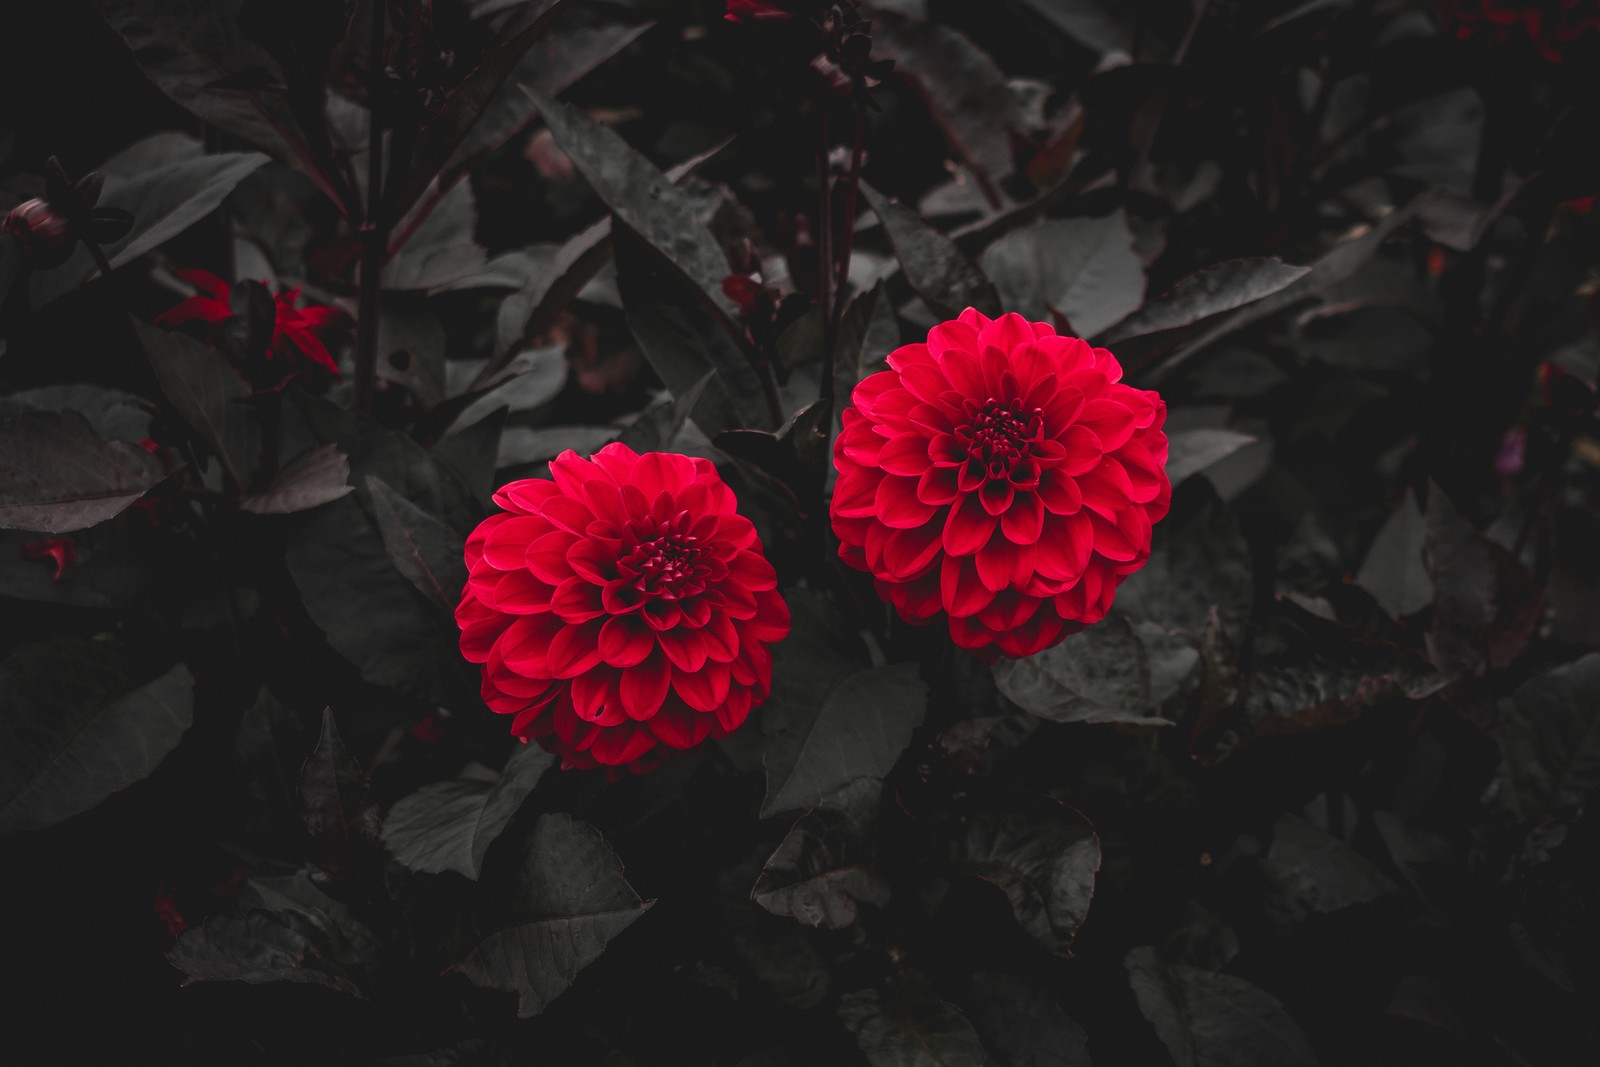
[457,443,791,772]
[831,309,1170,660]
[158,268,343,381]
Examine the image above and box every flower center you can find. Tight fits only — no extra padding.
[955,397,1043,480]
[619,524,708,600]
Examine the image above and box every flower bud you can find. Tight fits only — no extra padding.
[4,198,75,268]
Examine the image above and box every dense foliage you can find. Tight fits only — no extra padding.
[2,1,1599,1063]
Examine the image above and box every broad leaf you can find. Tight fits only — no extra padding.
[0,383,152,444]
[1258,814,1397,925]
[382,742,556,879]
[1125,947,1317,1067]
[454,813,653,1016]
[840,975,987,1067]
[1355,490,1434,618]
[967,972,1092,1067]
[1494,653,1600,823]
[1165,428,1257,488]
[1109,258,1311,341]
[0,643,192,835]
[240,443,355,514]
[448,345,569,430]
[431,406,508,504]
[992,615,1166,725]
[366,476,468,613]
[384,180,489,291]
[1115,486,1253,642]
[954,798,1100,956]
[861,184,1000,318]
[528,87,739,322]
[754,777,890,929]
[134,318,259,486]
[0,410,166,533]
[34,134,268,306]
[761,661,928,818]
[978,213,1145,337]
[617,372,713,454]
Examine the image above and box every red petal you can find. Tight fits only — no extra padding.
[1001,491,1045,543]
[942,491,997,556]
[599,615,654,667]
[621,651,672,718]
[876,474,937,528]
[878,433,932,476]
[547,619,605,678]
[941,554,994,617]
[1079,398,1136,451]
[883,522,944,579]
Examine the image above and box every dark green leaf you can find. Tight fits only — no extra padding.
[954,798,1100,956]
[991,616,1166,725]
[382,742,556,879]
[761,661,928,818]
[527,87,739,322]
[979,214,1145,336]
[1109,259,1311,342]
[453,813,653,1016]
[617,372,713,454]
[134,318,260,486]
[239,443,354,515]
[366,476,468,613]
[1494,653,1600,823]
[1355,490,1434,618]
[1165,429,1257,488]
[1258,814,1397,925]
[754,777,890,929]
[840,974,987,1067]
[299,708,380,853]
[1125,947,1317,1067]
[967,972,1092,1067]
[0,410,166,533]
[33,134,268,306]
[861,184,1000,318]
[0,643,192,835]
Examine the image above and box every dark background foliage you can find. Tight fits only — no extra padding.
[3,1,1599,1064]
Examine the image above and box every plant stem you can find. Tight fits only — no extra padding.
[85,241,114,282]
[815,110,835,359]
[823,108,867,409]
[353,0,388,416]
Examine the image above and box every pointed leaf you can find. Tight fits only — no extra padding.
[366,476,467,613]
[299,709,380,854]
[240,443,355,514]
[453,813,653,1016]
[0,644,192,835]
[1355,490,1434,617]
[754,777,890,929]
[862,184,1000,318]
[382,742,556,878]
[1109,258,1311,341]
[0,410,166,532]
[1165,428,1257,488]
[1125,947,1317,1067]
[979,213,1145,337]
[1495,653,1600,823]
[134,318,260,486]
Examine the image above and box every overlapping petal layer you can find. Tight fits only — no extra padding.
[831,308,1170,659]
[457,443,790,771]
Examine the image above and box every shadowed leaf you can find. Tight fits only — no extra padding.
[954,798,1101,956]
[134,318,259,487]
[1109,258,1310,342]
[0,410,166,533]
[754,777,890,929]
[366,476,467,613]
[1125,947,1317,1067]
[992,616,1165,725]
[862,184,1000,318]
[840,974,987,1067]
[240,443,354,514]
[979,214,1145,337]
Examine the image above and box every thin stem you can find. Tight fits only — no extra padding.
[353,0,388,416]
[815,110,835,354]
[85,240,115,282]
[824,108,868,410]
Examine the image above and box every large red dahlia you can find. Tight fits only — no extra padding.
[457,443,791,771]
[831,309,1169,660]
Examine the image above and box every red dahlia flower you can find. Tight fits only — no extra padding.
[457,443,791,771]
[1434,0,1600,62]
[158,268,343,379]
[831,309,1170,660]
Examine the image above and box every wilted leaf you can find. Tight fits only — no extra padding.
[967,972,1092,1067]
[1356,490,1434,618]
[366,476,468,613]
[1125,946,1317,1067]
[761,660,928,818]
[383,742,556,879]
[840,974,987,1067]
[0,410,166,533]
[453,813,653,1016]
[861,184,1000,318]
[134,318,259,487]
[1109,259,1310,342]
[954,798,1100,956]
[0,643,192,835]
[1494,653,1600,824]
[992,615,1165,725]
[240,443,354,514]
[1258,814,1397,925]
[754,777,889,929]
[979,214,1145,337]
